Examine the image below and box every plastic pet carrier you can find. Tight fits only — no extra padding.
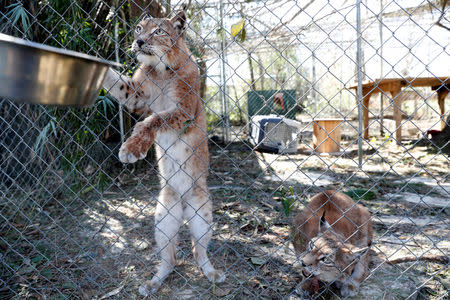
[249,115,301,154]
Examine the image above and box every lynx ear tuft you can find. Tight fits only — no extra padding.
[171,10,186,36]
[319,212,331,233]
[342,245,369,256]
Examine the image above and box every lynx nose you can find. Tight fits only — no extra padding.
[136,40,145,47]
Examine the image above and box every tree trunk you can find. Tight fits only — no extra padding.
[248,53,256,91]
[164,0,171,16]
[198,59,207,101]
[257,55,265,90]
[129,0,163,18]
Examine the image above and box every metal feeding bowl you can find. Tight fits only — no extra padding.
[0,33,120,107]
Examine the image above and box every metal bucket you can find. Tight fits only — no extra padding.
[0,33,120,107]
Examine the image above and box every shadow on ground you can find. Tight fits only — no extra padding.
[1,140,448,299]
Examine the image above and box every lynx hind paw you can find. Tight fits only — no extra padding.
[138,280,161,296]
[206,270,226,283]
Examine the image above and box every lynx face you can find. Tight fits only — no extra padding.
[301,230,367,284]
[131,13,186,68]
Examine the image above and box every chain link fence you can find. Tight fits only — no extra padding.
[1,0,449,299]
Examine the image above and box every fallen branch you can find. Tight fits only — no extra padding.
[377,240,418,248]
[99,285,124,300]
[436,21,450,31]
[386,254,448,265]
[435,0,450,31]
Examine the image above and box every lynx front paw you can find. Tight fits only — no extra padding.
[118,133,154,164]
[119,145,138,163]
[340,280,359,297]
[295,286,313,299]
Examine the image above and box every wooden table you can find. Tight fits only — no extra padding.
[349,77,449,143]
[312,118,344,153]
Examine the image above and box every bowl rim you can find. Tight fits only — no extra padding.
[0,33,122,68]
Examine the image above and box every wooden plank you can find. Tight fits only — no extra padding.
[437,88,449,130]
[362,87,373,139]
[349,77,449,90]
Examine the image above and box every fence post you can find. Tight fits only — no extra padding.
[312,50,317,114]
[219,0,229,143]
[114,1,124,144]
[379,0,384,136]
[356,0,363,168]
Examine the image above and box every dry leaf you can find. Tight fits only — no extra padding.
[214,287,231,297]
[250,256,266,265]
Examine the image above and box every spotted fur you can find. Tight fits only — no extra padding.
[102,10,225,296]
[292,190,373,297]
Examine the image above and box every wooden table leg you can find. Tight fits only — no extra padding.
[362,88,372,139]
[437,88,448,130]
[390,86,402,144]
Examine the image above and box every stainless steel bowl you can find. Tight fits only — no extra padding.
[0,33,121,107]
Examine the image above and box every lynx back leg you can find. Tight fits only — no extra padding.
[139,187,182,296]
[184,186,225,283]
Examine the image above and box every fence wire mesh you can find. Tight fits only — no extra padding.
[0,0,449,299]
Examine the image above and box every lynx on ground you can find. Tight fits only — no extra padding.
[102,10,225,295]
[292,190,373,297]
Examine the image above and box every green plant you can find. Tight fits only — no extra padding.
[2,2,31,37]
[35,96,117,192]
[1,0,132,193]
[275,186,296,217]
[344,189,377,201]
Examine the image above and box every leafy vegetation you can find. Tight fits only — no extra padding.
[0,0,204,191]
[274,185,296,217]
[344,188,377,201]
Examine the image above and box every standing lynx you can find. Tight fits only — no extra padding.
[292,190,372,297]
[102,10,225,295]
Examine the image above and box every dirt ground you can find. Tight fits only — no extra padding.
[1,121,448,299]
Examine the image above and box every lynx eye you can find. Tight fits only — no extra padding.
[319,255,333,265]
[135,25,143,34]
[154,28,165,35]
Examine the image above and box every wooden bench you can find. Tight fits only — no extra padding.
[349,77,449,143]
